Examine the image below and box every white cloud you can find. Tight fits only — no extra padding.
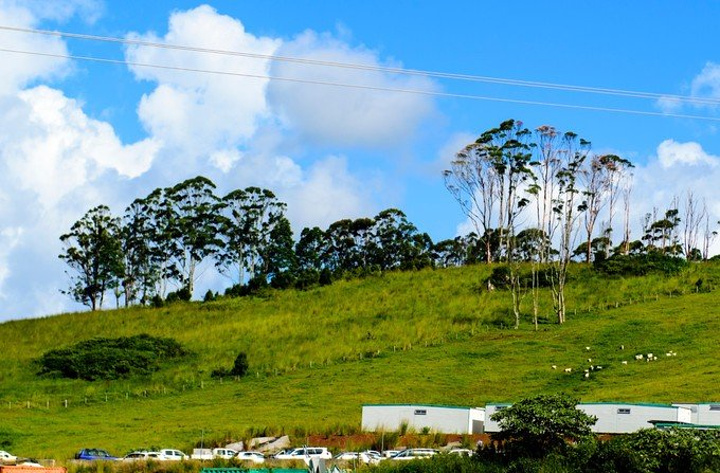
[126,5,280,162]
[267,29,437,148]
[657,139,718,168]
[2,86,160,208]
[283,155,375,230]
[690,62,720,101]
[657,62,720,112]
[0,8,70,95]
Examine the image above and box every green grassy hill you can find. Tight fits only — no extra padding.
[2,262,720,461]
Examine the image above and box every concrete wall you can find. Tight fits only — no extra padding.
[362,405,485,434]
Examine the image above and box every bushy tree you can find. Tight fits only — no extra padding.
[491,393,596,458]
[59,205,124,311]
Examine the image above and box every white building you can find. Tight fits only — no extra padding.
[484,402,693,434]
[672,403,720,427]
[361,404,485,434]
[578,403,692,434]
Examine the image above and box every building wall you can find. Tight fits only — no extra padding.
[578,403,688,434]
[485,403,691,434]
[483,404,509,433]
[361,405,485,434]
[674,403,720,425]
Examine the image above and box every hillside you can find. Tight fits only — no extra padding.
[2,262,720,461]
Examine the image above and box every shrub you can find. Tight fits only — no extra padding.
[594,252,688,276]
[36,334,188,381]
[212,352,249,379]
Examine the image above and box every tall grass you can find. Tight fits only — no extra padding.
[1,262,720,460]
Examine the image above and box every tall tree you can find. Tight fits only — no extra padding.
[164,176,224,296]
[59,205,124,311]
[549,131,589,324]
[120,198,161,306]
[216,187,287,284]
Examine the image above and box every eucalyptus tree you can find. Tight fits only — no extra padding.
[446,119,535,328]
[579,154,633,263]
[260,215,297,286]
[120,197,161,305]
[295,226,328,272]
[163,176,224,296]
[59,205,124,311]
[324,218,357,273]
[216,186,287,285]
[373,208,427,270]
[549,131,590,324]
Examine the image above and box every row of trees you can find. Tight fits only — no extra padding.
[444,119,718,326]
[59,177,437,310]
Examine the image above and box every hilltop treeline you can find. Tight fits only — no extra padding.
[59,120,719,314]
[59,176,442,310]
[59,172,713,312]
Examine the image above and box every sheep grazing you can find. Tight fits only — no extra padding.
[635,354,644,360]
[587,358,593,363]
[552,365,557,370]
[564,368,572,373]
[584,372,590,378]
[622,361,628,365]
[586,346,591,351]
[620,345,625,350]
[596,366,603,370]
[666,352,673,357]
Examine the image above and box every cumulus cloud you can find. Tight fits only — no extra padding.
[282,155,375,229]
[657,139,719,168]
[125,5,280,162]
[267,29,437,148]
[2,86,160,208]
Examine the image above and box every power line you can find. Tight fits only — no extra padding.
[2,47,720,123]
[2,24,720,107]
[1,46,719,123]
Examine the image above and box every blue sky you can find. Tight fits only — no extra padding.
[0,0,719,321]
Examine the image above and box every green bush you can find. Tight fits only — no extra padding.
[36,334,188,381]
[594,253,688,276]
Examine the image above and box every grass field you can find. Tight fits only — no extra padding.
[2,262,720,462]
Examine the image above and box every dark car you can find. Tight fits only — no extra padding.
[75,449,118,461]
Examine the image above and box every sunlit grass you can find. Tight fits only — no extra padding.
[1,262,720,460]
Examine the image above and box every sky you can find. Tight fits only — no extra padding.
[0,0,719,321]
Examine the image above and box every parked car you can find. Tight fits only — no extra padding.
[389,448,438,461]
[448,448,474,457]
[212,448,237,459]
[75,449,119,461]
[122,451,166,462]
[334,452,361,461]
[159,449,188,461]
[0,451,17,463]
[274,447,332,461]
[235,451,265,464]
[17,461,44,468]
[382,450,402,458]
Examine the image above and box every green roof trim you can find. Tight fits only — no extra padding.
[362,403,480,410]
[578,402,676,409]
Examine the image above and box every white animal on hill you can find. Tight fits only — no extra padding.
[564,368,572,373]
[635,354,643,360]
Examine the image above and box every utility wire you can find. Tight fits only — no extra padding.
[1,24,720,107]
[2,47,719,123]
